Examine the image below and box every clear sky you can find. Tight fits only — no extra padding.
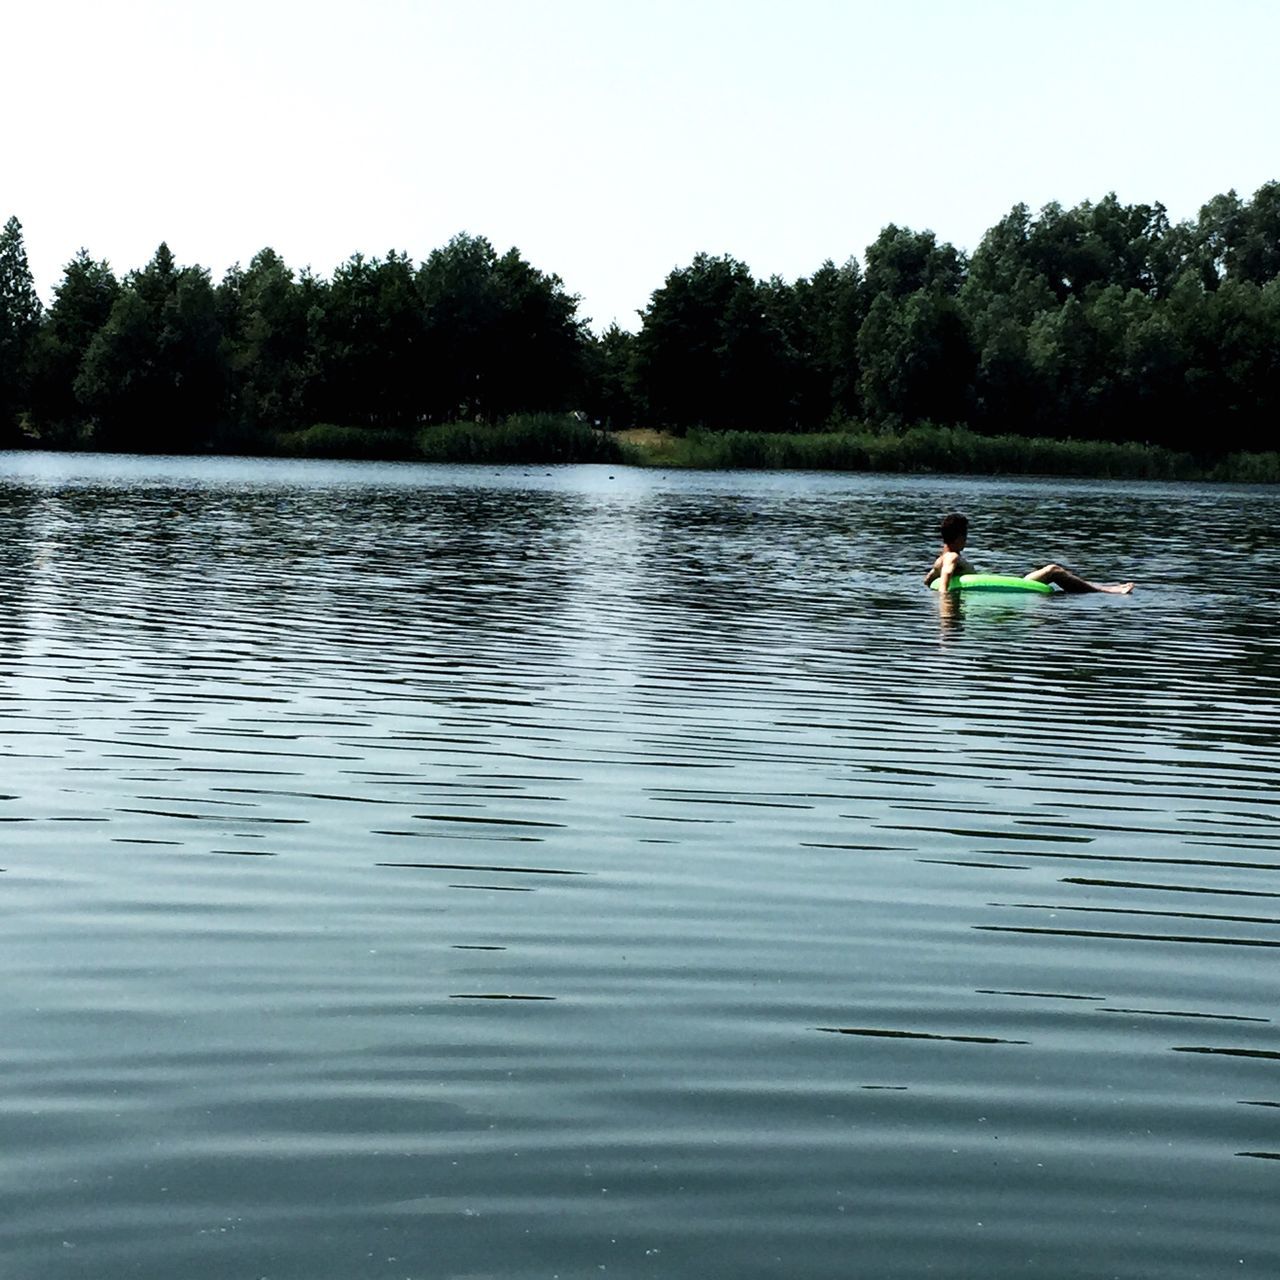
[6,0,1278,332]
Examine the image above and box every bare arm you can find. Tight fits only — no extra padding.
[934,550,972,593]
[938,552,957,593]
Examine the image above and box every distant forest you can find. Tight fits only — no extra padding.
[0,181,1277,458]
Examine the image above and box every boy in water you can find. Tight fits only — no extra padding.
[924,512,1134,594]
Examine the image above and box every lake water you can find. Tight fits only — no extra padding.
[1,452,1277,1279]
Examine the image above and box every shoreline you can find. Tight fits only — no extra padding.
[8,417,1278,483]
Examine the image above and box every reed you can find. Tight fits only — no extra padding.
[273,423,418,460]
[1209,451,1280,483]
[415,414,624,464]
[271,415,624,464]
[619,424,1207,480]
[252,417,1277,480]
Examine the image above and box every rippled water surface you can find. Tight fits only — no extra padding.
[1,453,1277,1279]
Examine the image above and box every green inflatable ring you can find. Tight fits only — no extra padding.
[931,573,1054,594]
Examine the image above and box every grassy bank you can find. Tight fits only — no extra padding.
[1207,450,1280,483]
[273,413,625,465]
[19,414,1274,481]
[615,424,1209,479]
[615,424,1280,482]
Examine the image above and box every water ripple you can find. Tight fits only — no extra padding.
[2,459,1278,1279]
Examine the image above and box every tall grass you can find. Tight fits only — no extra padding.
[416,414,623,464]
[619,424,1204,480]
[1210,451,1280,483]
[140,414,1280,480]
[273,423,418,459]
[272,414,624,464]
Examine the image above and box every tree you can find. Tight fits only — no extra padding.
[857,286,973,426]
[76,243,226,450]
[580,323,639,429]
[1190,190,1247,289]
[27,249,120,436]
[416,233,586,422]
[1025,294,1113,437]
[1072,194,1174,297]
[1196,279,1280,451]
[964,279,1055,434]
[632,253,793,430]
[485,247,586,418]
[1233,182,1280,286]
[856,225,973,427]
[304,250,422,428]
[863,225,963,301]
[219,248,319,434]
[961,215,1058,433]
[0,215,43,438]
[766,259,865,427]
[818,259,868,421]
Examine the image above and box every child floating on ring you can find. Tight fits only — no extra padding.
[924,513,1135,595]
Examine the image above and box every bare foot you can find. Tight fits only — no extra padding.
[1100,582,1135,594]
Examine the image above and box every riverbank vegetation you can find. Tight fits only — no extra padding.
[614,426,1270,482]
[273,414,625,465]
[0,181,1277,477]
[616,425,1203,479]
[180,414,1273,482]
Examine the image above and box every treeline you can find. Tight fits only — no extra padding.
[0,182,1277,457]
[0,230,584,453]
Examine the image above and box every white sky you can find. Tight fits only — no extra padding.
[6,0,1278,332]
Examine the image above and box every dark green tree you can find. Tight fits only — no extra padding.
[416,233,586,422]
[305,251,423,428]
[858,285,973,426]
[977,197,1178,306]
[863,225,963,301]
[581,323,639,428]
[76,243,226,450]
[632,253,793,430]
[485,247,587,418]
[1189,190,1246,289]
[764,258,865,427]
[1189,278,1280,451]
[219,248,319,435]
[1231,182,1280,286]
[1071,194,1175,297]
[961,209,1056,431]
[633,253,754,429]
[1024,293,1120,436]
[0,215,43,439]
[808,258,866,422]
[716,279,795,429]
[416,233,499,421]
[27,250,120,437]
[857,225,973,427]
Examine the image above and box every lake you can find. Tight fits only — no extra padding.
[1,453,1277,1279]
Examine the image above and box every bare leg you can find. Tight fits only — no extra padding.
[1025,563,1135,594]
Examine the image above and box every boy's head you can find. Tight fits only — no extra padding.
[940,512,968,549]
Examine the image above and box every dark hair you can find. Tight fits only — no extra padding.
[940,512,968,545]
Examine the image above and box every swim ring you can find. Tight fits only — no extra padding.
[930,574,1054,594]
